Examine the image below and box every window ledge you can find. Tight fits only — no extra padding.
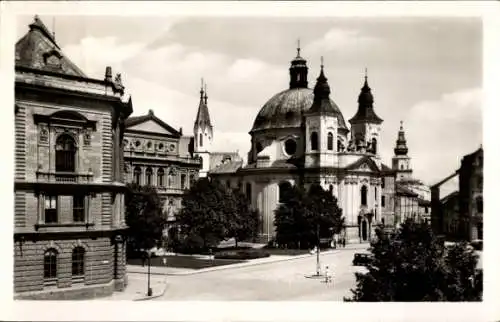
[35,222,95,230]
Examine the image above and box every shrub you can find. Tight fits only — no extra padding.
[215,249,270,260]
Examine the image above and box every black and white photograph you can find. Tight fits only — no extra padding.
[1,1,499,321]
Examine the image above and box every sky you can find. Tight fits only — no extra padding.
[15,15,482,187]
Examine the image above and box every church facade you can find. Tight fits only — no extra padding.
[207,47,429,243]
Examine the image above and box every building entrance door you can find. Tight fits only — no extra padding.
[362,220,368,241]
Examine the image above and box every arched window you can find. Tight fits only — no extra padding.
[199,133,203,147]
[400,164,404,170]
[168,169,175,187]
[310,132,318,151]
[44,249,58,280]
[157,168,164,187]
[55,134,76,172]
[327,132,334,150]
[329,184,333,194]
[72,247,85,276]
[279,181,293,203]
[181,174,187,189]
[189,174,195,187]
[372,138,377,154]
[133,166,141,185]
[146,167,153,186]
[361,186,368,206]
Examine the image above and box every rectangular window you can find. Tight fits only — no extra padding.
[381,196,386,207]
[73,195,85,222]
[181,174,186,190]
[45,196,58,223]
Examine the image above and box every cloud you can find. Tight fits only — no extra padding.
[304,28,381,55]
[404,87,482,184]
[63,37,146,78]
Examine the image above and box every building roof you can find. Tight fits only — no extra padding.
[349,75,383,125]
[394,121,409,156]
[250,88,347,133]
[306,64,338,116]
[396,183,419,197]
[440,191,459,204]
[125,109,182,138]
[344,156,381,172]
[194,85,212,131]
[15,16,87,77]
[381,163,396,174]
[210,160,244,174]
[209,152,242,170]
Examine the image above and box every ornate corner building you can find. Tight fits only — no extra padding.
[14,16,133,299]
[123,109,202,234]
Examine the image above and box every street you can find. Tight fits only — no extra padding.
[144,246,368,301]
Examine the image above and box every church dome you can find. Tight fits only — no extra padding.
[250,87,348,133]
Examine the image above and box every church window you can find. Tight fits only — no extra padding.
[375,187,378,201]
[284,139,297,156]
[361,186,368,206]
[55,134,76,172]
[146,167,153,186]
[382,196,386,207]
[310,132,318,151]
[327,132,334,150]
[329,184,333,194]
[372,138,377,154]
[382,177,385,188]
[279,181,293,203]
[133,166,142,185]
[199,133,203,147]
[337,140,342,152]
[400,164,404,170]
[189,174,195,187]
[157,168,164,186]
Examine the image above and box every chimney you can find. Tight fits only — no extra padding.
[105,66,113,82]
[179,127,183,135]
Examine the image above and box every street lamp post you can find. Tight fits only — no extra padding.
[147,249,152,296]
[316,223,321,276]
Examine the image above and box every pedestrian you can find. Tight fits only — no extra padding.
[325,265,331,284]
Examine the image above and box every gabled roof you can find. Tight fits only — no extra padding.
[125,110,181,137]
[345,156,380,172]
[15,16,87,77]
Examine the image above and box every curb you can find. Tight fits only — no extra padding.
[127,245,368,277]
[132,278,169,301]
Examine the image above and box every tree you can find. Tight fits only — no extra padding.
[346,218,482,301]
[177,178,259,250]
[228,189,261,247]
[125,183,167,253]
[274,183,344,249]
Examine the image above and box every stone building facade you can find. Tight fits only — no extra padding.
[431,146,483,241]
[14,17,132,299]
[123,110,201,233]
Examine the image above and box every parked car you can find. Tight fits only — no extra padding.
[470,239,483,251]
[352,253,373,266]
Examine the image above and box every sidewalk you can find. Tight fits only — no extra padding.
[103,274,168,301]
[127,243,369,277]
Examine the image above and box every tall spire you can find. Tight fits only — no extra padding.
[194,78,212,131]
[308,58,335,115]
[349,69,383,125]
[394,120,408,155]
[289,40,308,89]
[204,83,208,105]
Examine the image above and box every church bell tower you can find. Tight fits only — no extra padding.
[193,79,213,177]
